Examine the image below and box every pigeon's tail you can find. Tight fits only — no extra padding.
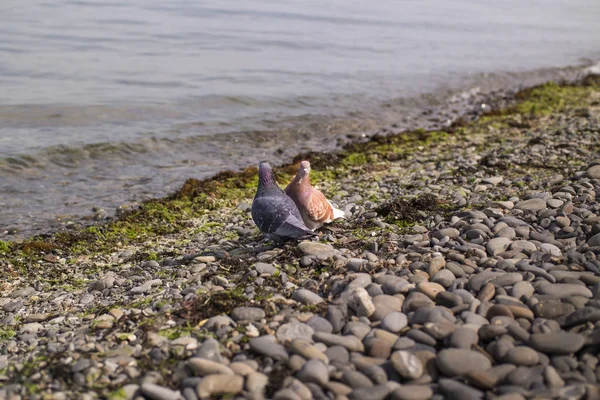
[327,200,347,220]
[332,207,346,220]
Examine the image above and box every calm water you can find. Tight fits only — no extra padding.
[1,0,600,236]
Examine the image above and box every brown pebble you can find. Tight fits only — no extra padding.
[478,283,495,302]
[486,304,514,320]
[417,281,445,300]
[505,304,534,320]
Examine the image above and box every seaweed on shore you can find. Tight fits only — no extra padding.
[375,193,457,223]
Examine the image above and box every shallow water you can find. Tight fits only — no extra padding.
[1,0,600,236]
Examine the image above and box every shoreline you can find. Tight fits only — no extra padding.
[1,61,594,240]
[1,74,600,399]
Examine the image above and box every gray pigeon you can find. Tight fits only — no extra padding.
[251,161,317,242]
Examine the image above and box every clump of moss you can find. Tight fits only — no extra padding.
[376,193,455,223]
[0,240,11,254]
[176,288,251,324]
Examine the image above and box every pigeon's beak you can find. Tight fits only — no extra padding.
[303,168,309,174]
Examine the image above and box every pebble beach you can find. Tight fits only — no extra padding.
[1,75,600,400]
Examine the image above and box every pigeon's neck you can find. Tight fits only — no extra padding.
[257,172,282,196]
[292,172,310,188]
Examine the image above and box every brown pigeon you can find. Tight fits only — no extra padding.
[285,160,345,230]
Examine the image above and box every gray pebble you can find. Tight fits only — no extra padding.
[297,359,329,386]
[249,335,289,360]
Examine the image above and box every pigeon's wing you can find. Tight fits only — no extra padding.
[252,195,313,238]
[273,215,317,239]
[306,189,335,223]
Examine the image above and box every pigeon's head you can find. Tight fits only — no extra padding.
[297,160,311,178]
[257,161,278,190]
[258,160,271,171]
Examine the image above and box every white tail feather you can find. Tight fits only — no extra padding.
[333,207,346,220]
[327,200,346,220]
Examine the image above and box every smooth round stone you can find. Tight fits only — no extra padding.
[509,240,537,253]
[423,321,455,340]
[532,300,574,319]
[504,304,534,320]
[381,312,408,333]
[506,323,530,343]
[366,283,384,297]
[540,243,561,256]
[288,339,328,363]
[325,345,349,365]
[528,332,584,354]
[373,328,402,346]
[428,256,446,275]
[347,273,373,290]
[563,306,600,327]
[439,378,484,399]
[349,385,391,400]
[406,329,437,347]
[497,227,516,239]
[436,349,492,377]
[297,242,339,258]
[436,291,463,308]
[380,276,411,295]
[505,365,542,387]
[277,322,314,343]
[468,271,506,291]
[325,381,353,396]
[487,237,512,256]
[140,383,181,400]
[537,283,593,299]
[366,337,393,359]
[195,338,225,363]
[432,269,456,288]
[341,370,374,389]
[230,306,265,322]
[478,283,495,302]
[394,337,417,350]
[417,282,445,300]
[313,332,364,352]
[543,366,565,388]
[229,362,256,376]
[187,358,234,376]
[390,351,424,380]
[196,374,244,399]
[292,289,324,305]
[327,305,346,332]
[306,315,333,333]
[391,385,433,400]
[491,273,523,287]
[342,321,371,340]
[504,346,539,366]
[514,198,547,211]
[403,292,435,312]
[486,305,514,320]
[297,359,329,386]
[246,372,269,393]
[434,228,460,239]
[371,295,404,321]
[448,327,478,349]
[249,336,289,360]
[511,281,534,299]
[588,233,600,247]
[587,165,600,179]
